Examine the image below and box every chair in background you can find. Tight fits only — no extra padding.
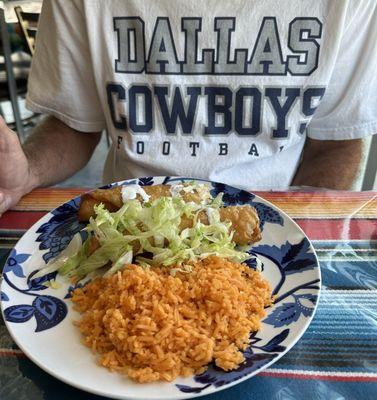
[13,5,112,148]
[0,50,30,115]
[0,4,41,139]
[0,5,25,138]
[14,6,39,55]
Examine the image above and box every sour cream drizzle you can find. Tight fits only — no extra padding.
[121,184,150,203]
[169,183,195,197]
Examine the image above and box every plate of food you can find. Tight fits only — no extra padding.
[0,177,320,399]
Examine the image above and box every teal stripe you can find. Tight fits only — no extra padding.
[295,342,377,349]
[312,240,377,250]
[310,320,375,327]
[281,353,377,361]
[311,317,377,324]
[293,348,377,355]
[318,255,377,262]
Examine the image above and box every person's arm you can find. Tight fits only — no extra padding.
[292,137,363,190]
[0,116,101,215]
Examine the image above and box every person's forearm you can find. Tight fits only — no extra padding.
[292,138,363,190]
[23,116,102,190]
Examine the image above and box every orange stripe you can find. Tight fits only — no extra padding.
[0,349,27,358]
[10,188,377,218]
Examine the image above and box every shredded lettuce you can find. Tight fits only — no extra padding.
[103,250,133,277]
[32,232,83,279]
[45,183,251,278]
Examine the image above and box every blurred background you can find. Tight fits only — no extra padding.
[0,0,376,190]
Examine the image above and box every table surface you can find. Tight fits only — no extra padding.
[1,188,377,400]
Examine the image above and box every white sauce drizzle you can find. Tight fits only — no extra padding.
[169,183,196,197]
[205,207,218,225]
[121,184,150,203]
[169,183,211,206]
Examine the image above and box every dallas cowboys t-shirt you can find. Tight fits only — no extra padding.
[26,0,377,190]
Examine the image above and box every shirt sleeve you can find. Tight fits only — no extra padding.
[25,0,106,132]
[307,0,377,140]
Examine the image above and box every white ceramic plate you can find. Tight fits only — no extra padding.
[1,177,320,400]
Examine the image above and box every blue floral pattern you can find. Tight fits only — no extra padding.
[255,239,317,276]
[4,295,67,332]
[138,176,154,186]
[35,198,85,263]
[32,295,67,332]
[3,249,30,278]
[1,177,320,398]
[250,201,284,229]
[4,304,35,322]
[27,270,58,291]
[64,282,85,299]
[210,182,255,205]
[264,294,318,328]
[250,238,319,297]
[2,256,68,332]
[1,291,9,301]
[244,256,264,271]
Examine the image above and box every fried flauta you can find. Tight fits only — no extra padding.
[77,194,118,222]
[180,205,261,245]
[78,184,210,221]
[219,205,261,245]
[79,185,261,246]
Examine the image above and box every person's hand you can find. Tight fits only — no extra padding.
[0,117,34,216]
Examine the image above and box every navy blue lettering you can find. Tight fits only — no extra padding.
[154,86,201,134]
[302,87,326,116]
[107,83,127,130]
[265,87,300,138]
[204,87,232,135]
[162,141,170,155]
[235,87,262,135]
[189,141,199,156]
[219,143,228,155]
[129,85,153,133]
[248,143,259,156]
[136,141,144,154]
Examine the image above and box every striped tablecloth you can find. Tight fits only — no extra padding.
[1,189,376,400]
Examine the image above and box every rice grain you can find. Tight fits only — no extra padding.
[71,256,271,383]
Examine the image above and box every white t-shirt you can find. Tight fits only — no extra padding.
[26,0,377,190]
